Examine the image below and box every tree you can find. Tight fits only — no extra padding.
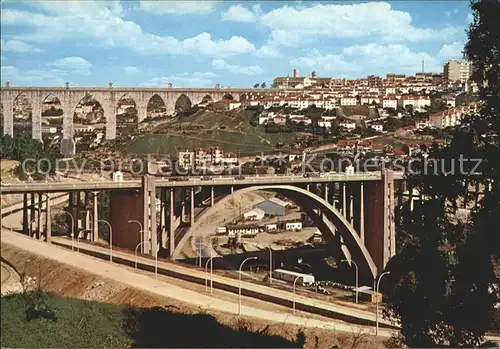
[253,83,259,88]
[261,82,266,88]
[383,1,500,347]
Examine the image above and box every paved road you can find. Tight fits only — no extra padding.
[1,228,393,336]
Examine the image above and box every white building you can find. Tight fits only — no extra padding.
[339,120,356,131]
[382,97,398,109]
[178,150,195,169]
[340,96,357,106]
[318,120,332,128]
[243,208,266,221]
[283,221,302,231]
[370,123,384,132]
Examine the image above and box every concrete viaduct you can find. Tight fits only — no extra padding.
[1,171,406,282]
[0,82,271,140]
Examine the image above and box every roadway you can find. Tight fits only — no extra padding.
[0,171,404,194]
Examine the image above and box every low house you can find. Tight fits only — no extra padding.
[254,197,290,216]
[226,224,262,237]
[243,208,265,221]
[282,221,302,231]
[370,123,384,132]
[265,223,278,232]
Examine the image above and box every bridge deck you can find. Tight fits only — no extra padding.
[0,172,403,194]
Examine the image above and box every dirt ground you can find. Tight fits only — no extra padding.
[1,243,387,349]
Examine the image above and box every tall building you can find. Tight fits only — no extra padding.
[443,60,473,83]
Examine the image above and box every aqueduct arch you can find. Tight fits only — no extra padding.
[173,184,378,279]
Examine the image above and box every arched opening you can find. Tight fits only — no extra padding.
[199,94,213,108]
[73,94,105,152]
[173,185,377,280]
[222,93,234,100]
[146,94,167,120]
[13,93,32,138]
[116,94,138,136]
[41,93,63,146]
[174,94,192,114]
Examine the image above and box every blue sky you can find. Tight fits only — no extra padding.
[0,1,472,88]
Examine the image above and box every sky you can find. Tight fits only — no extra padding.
[0,0,473,88]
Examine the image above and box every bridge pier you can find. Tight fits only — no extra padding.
[22,194,28,234]
[92,192,99,242]
[45,194,51,243]
[211,186,215,207]
[37,193,42,240]
[180,188,187,223]
[169,188,175,256]
[190,187,195,226]
[360,182,365,243]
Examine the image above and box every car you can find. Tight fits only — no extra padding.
[1,182,10,186]
[168,177,182,181]
[234,175,245,180]
[200,176,212,181]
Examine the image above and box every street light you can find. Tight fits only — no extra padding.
[98,220,113,262]
[342,259,359,304]
[60,211,75,250]
[238,256,257,316]
[376,271,391,336]
[134,241,149,271]
[292,275,301,314]
[204,252,217,294]
[128,220,144,253]
[269,246,273,284]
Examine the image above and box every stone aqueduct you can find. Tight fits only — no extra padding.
[0,84,271,140]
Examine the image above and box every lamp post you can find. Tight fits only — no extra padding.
[134,241,149,271]
[98,220,113,262]
[238,256,257,316]
[60,211,75,250]
[269,246,273,284]
[342,259,359,304]
[204,252,217,293]
[376,271,390,336]
[128,220,144,253]
[292,275,301,314]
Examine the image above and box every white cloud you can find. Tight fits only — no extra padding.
[140,72,217,87]
[0,39,43,53]
[254,45,280,58]
[438,41,464,58]
[139,1,217,15]
[1,65,66,86]
[48,57,92,76]
[221,4,261,23]
[1,7,255,58]
[290,44,442,77]
[124,66,141,75]
[260,2,461,46]
[212,59,263,75]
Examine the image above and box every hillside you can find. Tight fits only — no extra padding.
[126,109,298,156]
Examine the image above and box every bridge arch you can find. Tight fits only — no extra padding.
[173,184,378,279]
[12,92,33,138]
[71,93,106,152]
[41,93,64,145]
[222,93,234,100]
[174,94,192,113]
[201,94,213,104]
[116,93,138,136]
[145,94,167,121]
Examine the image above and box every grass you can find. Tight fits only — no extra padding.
[126,109,297,156]
[1,291,301,348]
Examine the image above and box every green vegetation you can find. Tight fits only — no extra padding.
[383,1,500,347]
[1,292,301,348]
[0,134,59,176]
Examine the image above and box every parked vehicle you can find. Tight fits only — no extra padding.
[234,175,245,180]
[272,269,315,286]
[200,176,212,181]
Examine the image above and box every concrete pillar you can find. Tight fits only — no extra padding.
[306,184,310,192]
[181,188,186,223]
[342,183,346,218]
[169,188,175,256]
[93,192,99,242]
[75,191,81,232]
[37,193,42,240]
[150,188,157,258]
[23,193,29,234]
[190,187,195,227]
[30,193,35,237]
[3,100,13,136]
[161,188,168,249]
[349,188,354,224]
[230,186,234,194]
[32,101,42,140]
[324,184,329,203]
[46,195,51,243]
[360,182,365,243]
[210,186,215,206]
